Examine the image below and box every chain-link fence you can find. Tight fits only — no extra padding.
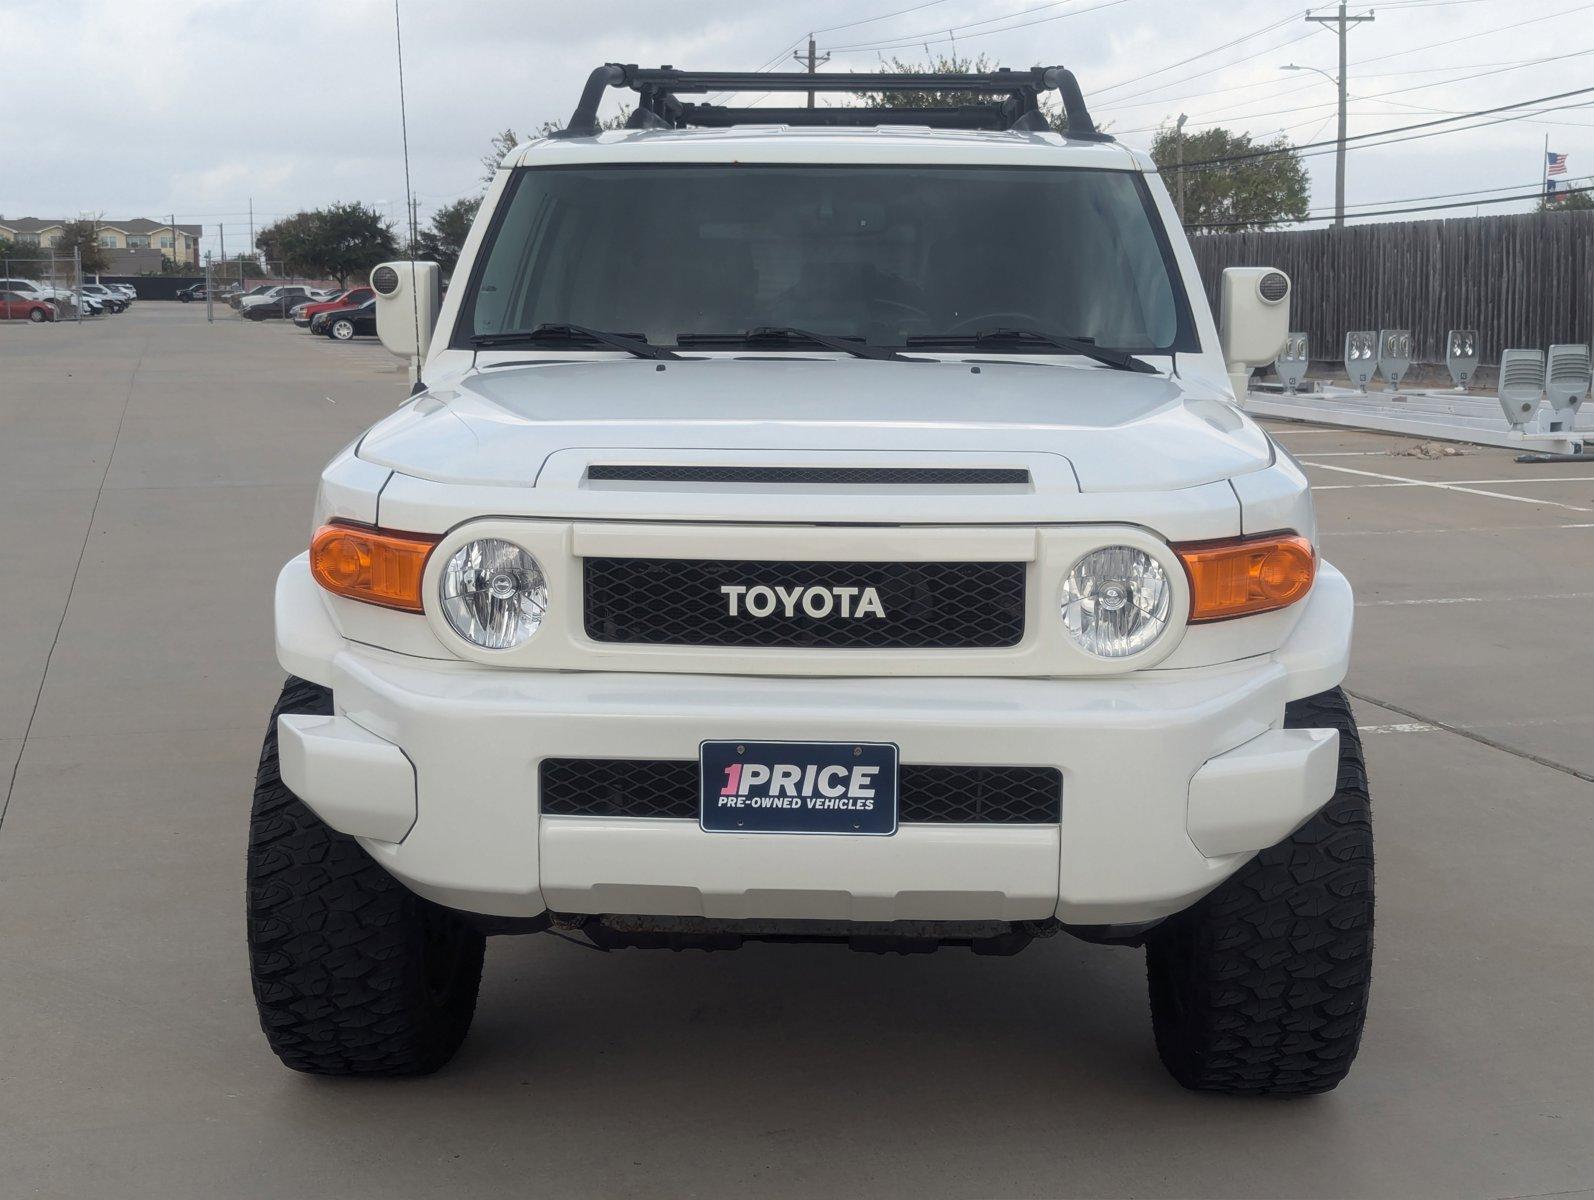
[0,252,86,323]
[200,256,340,322]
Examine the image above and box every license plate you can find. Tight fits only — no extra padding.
[699,740,898,835]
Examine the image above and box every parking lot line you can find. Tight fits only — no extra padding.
[1325,522,1594,536]
[1346,687,1594,784]
[1304,462,1593,511]
[1311,476,1594,488]
[1359,591,1594,607]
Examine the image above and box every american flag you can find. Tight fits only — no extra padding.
[1547,151,1569,177]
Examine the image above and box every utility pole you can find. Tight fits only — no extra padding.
[219,222,225,263]
[1174,113,1189,224]
[792,34,830,108]
[248,197,254,265]
[1305,2,1373,228]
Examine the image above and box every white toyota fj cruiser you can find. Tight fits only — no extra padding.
[250,65,1372,1094]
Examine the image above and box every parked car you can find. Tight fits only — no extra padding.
[249,64,1371,1094]
[241,287,313,320]
[229,284,276,310]
[295,286,373,327]
[318,297,377,340]
[0,277,67,310]
[177,283,206,302]
[80,283,128,313]
[0,290,56,322]
[240,284,310,314]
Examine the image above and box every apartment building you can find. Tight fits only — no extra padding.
[0,217,203,269]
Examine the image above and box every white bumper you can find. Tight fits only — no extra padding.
[274,558,1351,926]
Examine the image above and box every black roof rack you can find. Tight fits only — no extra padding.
[549,64,1111,141]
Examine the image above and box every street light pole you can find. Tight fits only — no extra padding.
[1302,3,1373,228]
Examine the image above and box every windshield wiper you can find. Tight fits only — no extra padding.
[471,323,682,360]
[677,327,923,362]
[906,328,1160,374]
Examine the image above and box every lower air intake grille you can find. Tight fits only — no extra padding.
[586,465,1030,485]
[539,759,1062,824]
[584,558,1026,648]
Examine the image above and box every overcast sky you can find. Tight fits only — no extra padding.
[3,0,1589,258]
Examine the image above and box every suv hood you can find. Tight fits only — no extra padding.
[357,358,1270,493]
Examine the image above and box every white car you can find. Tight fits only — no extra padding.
[79,283,126,312]
[252,65,1372,1093]
[240,284,305,312]
[0,277,65,308]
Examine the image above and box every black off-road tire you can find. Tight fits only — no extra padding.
[247,677,485,1076]
[1146,687,1373,1095]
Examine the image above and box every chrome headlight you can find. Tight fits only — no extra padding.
[1059,546,1172,659]
[439,539,548,649]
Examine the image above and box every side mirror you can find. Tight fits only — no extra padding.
[1218,267,1291,399]
[371,261,441,366]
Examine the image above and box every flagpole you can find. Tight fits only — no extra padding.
[1543,133,1549,204]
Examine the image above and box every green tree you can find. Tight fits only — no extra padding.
[415,196,482,276]
[481,127,522,185]
[1538,187,1594,212]
[854,53,1071,133]
[482,109,634,186]
[53,217,111,274]
[257,203,398,287]
[255,211,320,276]
[1152,125,1309,231]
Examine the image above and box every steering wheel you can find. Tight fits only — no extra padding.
[943,311,1051,336]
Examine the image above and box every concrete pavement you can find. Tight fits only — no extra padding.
[2,305,1591,1199]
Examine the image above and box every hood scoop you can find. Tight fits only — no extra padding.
[585,464,1031,487]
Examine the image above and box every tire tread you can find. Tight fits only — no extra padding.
[247,677,484,1076]
[1147,687,1373,1095]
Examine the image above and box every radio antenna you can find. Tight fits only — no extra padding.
[392,0,423,388]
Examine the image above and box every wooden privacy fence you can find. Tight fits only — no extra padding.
[1188,209,1594,366]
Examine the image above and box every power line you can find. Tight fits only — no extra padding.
[830,0,1142,56]
[1351,91,1594,130]
[1114,46,1594,134]
[1337,173,1594,209]
[1352,0,1594,68]
[1101,48,1581,120]
[811,0,955,35]
[1102,0,1593,123]
[1092,13,1301,96]
[827,0,1108,49]
[1178,84,1594,170]
[1187,182,1594,228]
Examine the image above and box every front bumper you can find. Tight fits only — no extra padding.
[274,557,1351,925]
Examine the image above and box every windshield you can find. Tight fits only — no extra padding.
[457,164,1195,354]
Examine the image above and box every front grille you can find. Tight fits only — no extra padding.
[539,759,1061,824]
[586,465,1030,485]
[583,558,1026,649]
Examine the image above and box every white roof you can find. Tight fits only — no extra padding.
[510,125,1147,170]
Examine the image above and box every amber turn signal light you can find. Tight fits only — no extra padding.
[309,523,439,613]
[1176,533,1315,623]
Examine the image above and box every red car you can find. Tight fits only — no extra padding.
[294,287,374,327]
[0,291,56,322]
